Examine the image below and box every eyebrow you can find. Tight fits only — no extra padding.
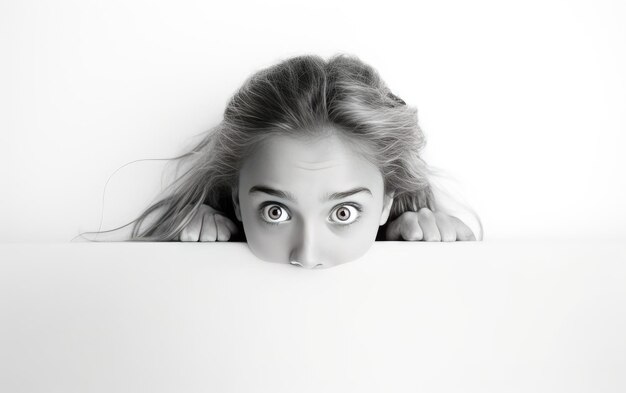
[248,185,372,202]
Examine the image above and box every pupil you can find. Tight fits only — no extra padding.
[270,207,280,219]
[338,207,349,220]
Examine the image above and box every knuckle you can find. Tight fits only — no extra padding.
[401,211,418,222]
[400,217,418,233]
[418,207,434,218]
[401,212,417,226]
[199,204,215,213]
[213,216,225,229]
[433,211,447,220]
[400,218,422,240]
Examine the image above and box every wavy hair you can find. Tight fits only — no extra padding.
[85,53,483,241]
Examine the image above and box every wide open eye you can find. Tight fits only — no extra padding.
[260,204,291,224]
[329,204,361,225]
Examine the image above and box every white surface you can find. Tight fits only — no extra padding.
[1,240,625,392]
[2,0,626,242]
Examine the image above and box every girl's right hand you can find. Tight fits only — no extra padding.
[179,204,239,242]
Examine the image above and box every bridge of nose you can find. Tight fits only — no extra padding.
[289,218,328,267]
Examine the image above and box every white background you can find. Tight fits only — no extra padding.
[2,3,625,392]
[2,240,625,393]
[1,0,625,242]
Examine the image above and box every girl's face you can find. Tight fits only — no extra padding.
[232,131,394,269]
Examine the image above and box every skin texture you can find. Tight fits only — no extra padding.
[231,132,394,269]
[178,132,477,268]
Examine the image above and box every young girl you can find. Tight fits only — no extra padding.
[92,53,482,269]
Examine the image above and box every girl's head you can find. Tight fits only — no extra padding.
[133,54,442,267]
[234,129,394,268]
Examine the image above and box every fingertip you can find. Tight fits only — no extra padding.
[199,213,217,242]
[221,215,239,235]
[401,230,423,241]
[214,214,230,242]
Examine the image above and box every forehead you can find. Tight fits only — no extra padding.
[239,133,383,192]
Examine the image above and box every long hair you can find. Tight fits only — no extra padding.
[88,53,482,241]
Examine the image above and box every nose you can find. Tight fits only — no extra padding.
[289,221,325,269]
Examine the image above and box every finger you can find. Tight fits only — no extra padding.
[399,211,423,241]
[199,213,217,242]
[216,213,239,235]
[386,211,423,241]
[417,208,441,241]
[214,214,231,241]
[180,212,203,242]
[385,213,405,240]
[386,211,422,241]
[434,212,457,242]
[449,216,476,241]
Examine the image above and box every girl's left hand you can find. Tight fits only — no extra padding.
[385,207,476,241]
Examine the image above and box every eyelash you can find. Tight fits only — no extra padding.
[331,203,362,228]
[258,202,363,227]
[259,203,288,226]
